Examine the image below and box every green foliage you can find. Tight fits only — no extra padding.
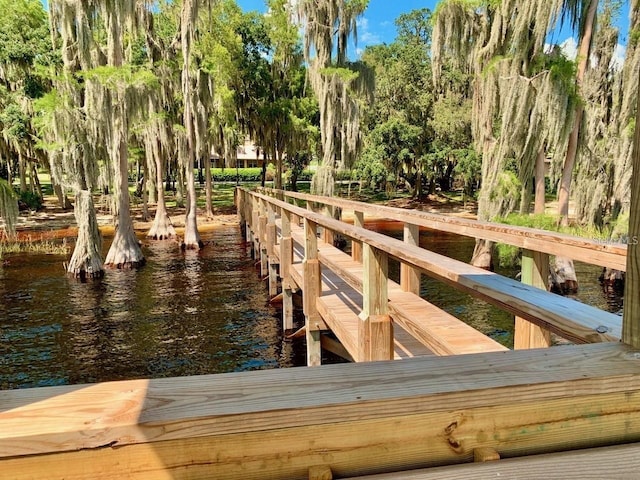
[18,190,43,211]
[210,168,264,182]
[494,212,613,267]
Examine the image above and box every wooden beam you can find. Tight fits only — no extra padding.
[359,244,393,362]
[624,72,640,348]
[303,218,324,365]
[473,447,500,463]
[352,211,364,263]
[514,250,551,349]
[401,223,421,295]
[3,344,640,479]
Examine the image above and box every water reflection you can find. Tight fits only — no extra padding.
[0,226,305,390]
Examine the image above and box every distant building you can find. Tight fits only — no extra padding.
[211,137,265,169]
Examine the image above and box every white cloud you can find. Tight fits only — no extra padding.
[356,17,381,47]
[547,37,626,72]
[560,37,578,59]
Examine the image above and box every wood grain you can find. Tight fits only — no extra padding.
[3,344,640,478]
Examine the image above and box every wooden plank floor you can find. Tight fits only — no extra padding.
[286,222,506,360]
[292,262,434,360]
[344,442,640,479]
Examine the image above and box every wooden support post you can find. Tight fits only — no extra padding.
[308,465,333,480]
[251,198,260,257]
[303,219,323,366]
[352,211,364,262]
[624,73,640,348]
[267,203,278,297]
[322,206,336,246]
[514,250,551,349]
[258,200,268,277]
[281,210,294,331]
[401,223,421,294]
[358,243,393,362]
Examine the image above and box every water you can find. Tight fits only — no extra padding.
[1,220,623,390]
[0,225,305,390]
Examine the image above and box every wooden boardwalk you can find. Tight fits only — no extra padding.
[241,188,622,366]
[1,188,639,480]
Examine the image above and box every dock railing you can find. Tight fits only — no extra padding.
[239,187,624,362]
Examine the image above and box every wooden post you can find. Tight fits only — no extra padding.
[352,211,364,262]
[258,199,268,277]
[358,243,393,362]
[474,447,501,463]
[400,223,421,295]
[514,250,551,349]
[251,196,260,259]
[267,203,278,297]
[304,218,323,366]
[624,73,640,348]
[281,209,294,331]
[322,206,335,246]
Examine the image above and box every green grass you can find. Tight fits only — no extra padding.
[0,239,70,258]
[495,213,612,267]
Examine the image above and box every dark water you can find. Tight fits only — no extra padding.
[1,221,623,390]
[0,225,305,390]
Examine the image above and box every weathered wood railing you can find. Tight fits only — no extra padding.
[238,187,623,366]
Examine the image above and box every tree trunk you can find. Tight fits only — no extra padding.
[622,68,640,347]
[180,0,202,250]
[275,148,283,190]
[555,0,599,294]
[205,155,213,218]
[558,0,599,226]
[141,160,149,221]
[534,148,546,214]
[104,105,145,269]
[182,160,202,249]
[147,151,176,240]
[18,152,27,193]
[550,255,579,295]
[52,180,71,210]
[471,239,494,270]
[67,190,104,280]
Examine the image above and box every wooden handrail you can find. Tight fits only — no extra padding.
[246,189,622,344]
[260,188,627,271]
[3,343,640,478]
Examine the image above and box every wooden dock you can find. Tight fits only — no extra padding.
[1,187,639,479]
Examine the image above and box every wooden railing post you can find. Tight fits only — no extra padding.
[352,211,364,262]
[304,218,323,366]
[267,202,278,297]
[250,195,260,259]
[401,223,421,294]
[358,243,393,362]
[280,208,294,331]
[514,250,551,349]
[322,206,336,246]
[258,199,268,277]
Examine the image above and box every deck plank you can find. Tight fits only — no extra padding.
[289,224,505,357]
[344,442,640,480]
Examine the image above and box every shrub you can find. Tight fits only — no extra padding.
[18,191,43,211]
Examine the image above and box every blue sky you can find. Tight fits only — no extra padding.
[238,0,631,61]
